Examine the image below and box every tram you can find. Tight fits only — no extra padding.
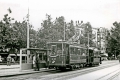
[46,41,101,70]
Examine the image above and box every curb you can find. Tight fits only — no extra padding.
[0,71,41,77]
[0,69,53,77]
[0,67,19,70]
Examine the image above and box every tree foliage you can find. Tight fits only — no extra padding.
[37,14,75,48]
[106,21,120,57]
[0,8,96,55]
[0,8,35,55]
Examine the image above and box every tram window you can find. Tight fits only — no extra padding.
[71,48,73,54]
[57,44,62,54]
[78,49,81,55]
[81,48,83,55]
[66,45,69,55]
[76,48,79,55]
[94,51,99,56]
[78,49,79,55]
[74,48,76,54]
[63,44,68,55]
[70,47,74,54]
[51,45,57,54]
[84,49,86,55]
[47,44,51,49]
[81,48,85,56]
[82,49,85,56]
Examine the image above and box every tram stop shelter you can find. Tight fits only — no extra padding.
[20,48,51,71]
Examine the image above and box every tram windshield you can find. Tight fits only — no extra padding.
[51,45,57,55]
[51,43,62,55]
[57,44,62,54]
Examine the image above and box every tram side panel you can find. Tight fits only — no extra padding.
[80,48,87,64]
[69,46,87,68]
[69,47,79,64]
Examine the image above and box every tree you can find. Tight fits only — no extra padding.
[79,22,93,47]
[0,8,15,54]
[37,14,53,48]
[37,15,75,48]
[106,21,120,57]
[65,20,75,40]
[0,8,36,57]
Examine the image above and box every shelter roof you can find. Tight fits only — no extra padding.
[21,48,51,51]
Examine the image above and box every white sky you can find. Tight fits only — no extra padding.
[0,0,120,30]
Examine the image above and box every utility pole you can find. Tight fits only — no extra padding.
[27,5,29,49]
[88,32,89,63]
[64,22,66,41]
[27,0,30,63]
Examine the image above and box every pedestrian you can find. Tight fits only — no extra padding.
[117,54,120,63]
[0,55,2,63]
[35,54,40,71]
[12,58,15,64]
[33,54,36,70]
[7,55,11,66]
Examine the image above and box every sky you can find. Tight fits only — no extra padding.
[0,0,120,30]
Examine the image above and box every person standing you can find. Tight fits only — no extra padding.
[117,54,120,63]
[11,58,15,64]
[0,55,2,63]
[7,55,11,66]
[35,54,40,71]
[33,54,36,70]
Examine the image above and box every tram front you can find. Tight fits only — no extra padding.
[47,42,68,69]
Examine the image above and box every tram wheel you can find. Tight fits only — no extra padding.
[56,67,59,70]
[70,65,74,71]
[89,63,92,67]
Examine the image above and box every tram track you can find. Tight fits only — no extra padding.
[96,68,120,80]
[34,62,119,80]
[107,70,120,80]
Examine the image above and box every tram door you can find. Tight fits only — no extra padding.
[89,49,94,63]
[37,51,47,68]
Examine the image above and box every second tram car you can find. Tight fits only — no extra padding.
[47,41,101,70]
[88,48,101,66]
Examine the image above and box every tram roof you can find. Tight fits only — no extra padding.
[88,47,100,51]
[47,41,69,44]
[69,45,87,49]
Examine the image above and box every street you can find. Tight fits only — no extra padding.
[0,60,119,80]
